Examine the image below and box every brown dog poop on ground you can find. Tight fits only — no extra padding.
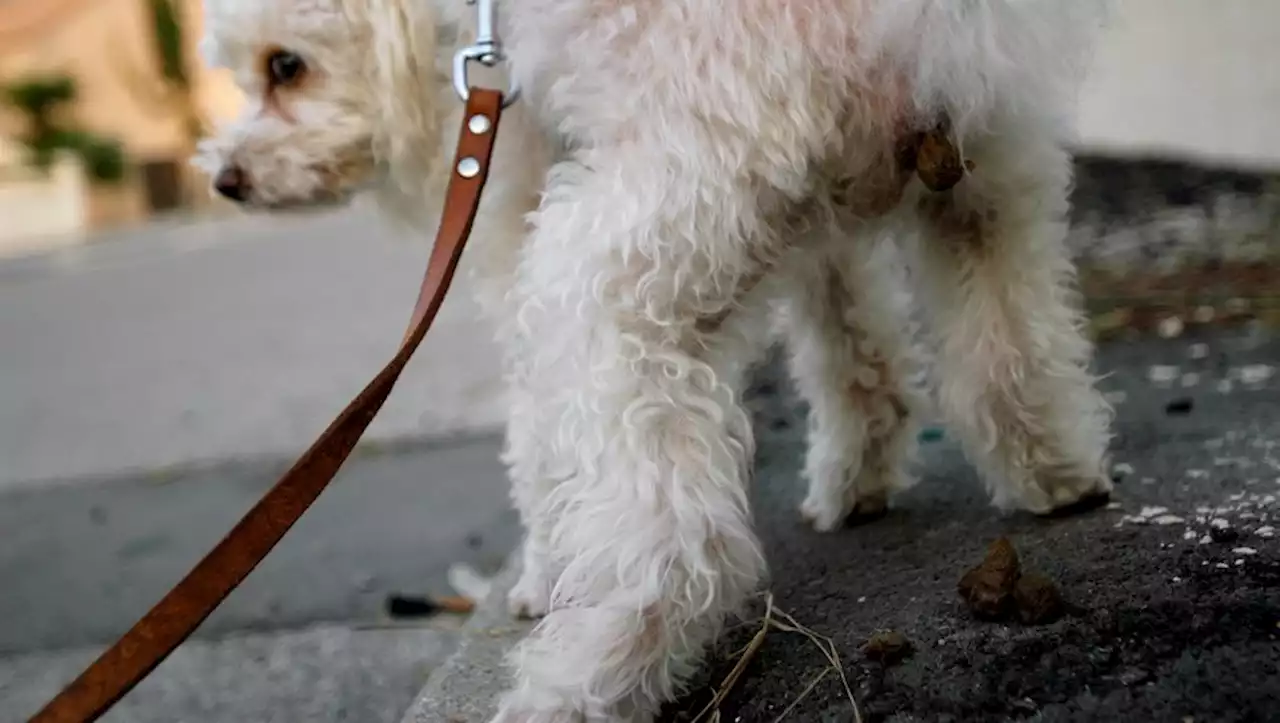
[958,537,1064,625]
[862,629,914,665]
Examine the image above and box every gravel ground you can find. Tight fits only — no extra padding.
[664,325,1280,723]
[1068,155,1280,272]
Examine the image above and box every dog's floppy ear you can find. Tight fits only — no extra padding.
[354,0,441,183]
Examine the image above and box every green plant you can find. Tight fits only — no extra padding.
[3,75,128,184]
[148,0,189,88]
[5,76,76,120]
[119,0,205,141]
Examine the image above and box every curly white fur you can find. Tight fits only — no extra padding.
[196,1,1115,720]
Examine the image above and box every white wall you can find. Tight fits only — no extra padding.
[1077,0,1280,170]
[0,141,86,255]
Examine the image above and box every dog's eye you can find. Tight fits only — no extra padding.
[266,50,307,86]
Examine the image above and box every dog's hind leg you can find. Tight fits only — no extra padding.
[780,235,921,532]
[489,147,797,721]
[908,128,1113,515]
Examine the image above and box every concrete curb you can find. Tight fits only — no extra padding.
[401,558,529,723]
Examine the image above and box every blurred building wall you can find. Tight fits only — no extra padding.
[0,0,1277,251]
[1078,0,1280,170]
[0,0,242,243]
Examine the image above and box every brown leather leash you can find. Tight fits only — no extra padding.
[27,87,505,723]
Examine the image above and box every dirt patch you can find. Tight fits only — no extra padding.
[668,549,1280,723]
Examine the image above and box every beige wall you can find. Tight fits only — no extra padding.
[1077,0,1280,170]
[0,0,243,233]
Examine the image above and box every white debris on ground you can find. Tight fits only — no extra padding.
[1109,428,1280,553]
[1236,364,1275,386]
[1158,316,1184,339]
[1147,365,1179,386]
[1117,506,1185,526]
[446,562,496,603]
[1102,340,1278,568]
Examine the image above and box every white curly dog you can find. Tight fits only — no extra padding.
[196,0,1115,719]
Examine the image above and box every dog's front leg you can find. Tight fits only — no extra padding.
[491,154,774,723]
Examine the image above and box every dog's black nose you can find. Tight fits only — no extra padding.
[213,166,249,202]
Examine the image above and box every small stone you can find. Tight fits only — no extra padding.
[1239,364,1274,386]
[1181,373,1200,388]
[1165,397,1194,416]
[862,630,913,664]
[1151,515,1185,525]
[1118,667,1153,686]
[1009,698,1038,714]
[1104,390,1128,405]
[1188,342,1211,359]
[958,537,1021,620]
[1013,572,1064,625]
[1149,365,1179,385]
[1210,525,1240,543]
[1255,526,1275,538]
[1232,547,1259,556]
[918,426,945,443]
[1158,316,1184,339]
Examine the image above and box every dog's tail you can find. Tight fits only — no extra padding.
[861,0,1111,140]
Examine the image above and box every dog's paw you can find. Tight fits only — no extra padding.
[1033,472,1113,517]
[1008,469,1112,516]
[799,488,888,532]
[507,568,553,619]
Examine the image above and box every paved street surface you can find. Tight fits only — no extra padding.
[0,206,506,490]
[667,326,1280,722]
[0,435,519,723]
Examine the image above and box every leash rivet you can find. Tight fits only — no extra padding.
[457,157,481,178]
[468,114,492,135]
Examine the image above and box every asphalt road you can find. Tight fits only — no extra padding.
[0,435,519,723]
[666,325,1280,722]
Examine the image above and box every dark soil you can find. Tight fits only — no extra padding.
[662,327,1280,723]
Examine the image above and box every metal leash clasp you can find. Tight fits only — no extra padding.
[453,0,520,108]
